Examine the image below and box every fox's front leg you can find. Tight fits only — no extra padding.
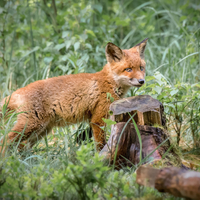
[91,115,106,151]
[91,122,106,151]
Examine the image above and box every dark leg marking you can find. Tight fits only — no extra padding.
[70,104,73,113]
[52,108,56,116]
[58,102,63,112]
[35,110,39,119]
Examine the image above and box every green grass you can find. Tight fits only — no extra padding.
[0,0,200,199]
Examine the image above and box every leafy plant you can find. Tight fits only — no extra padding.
[135,72,200,147]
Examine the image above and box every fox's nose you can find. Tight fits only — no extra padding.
[138,79,145,84]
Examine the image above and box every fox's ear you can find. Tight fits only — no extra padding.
[106,42,123,63]
[135,38,148,59]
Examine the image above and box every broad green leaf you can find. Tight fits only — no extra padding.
[86,43,92,49]
[86,30,96,37]
[65,40,71,49]
[154,86,162,94]
[54,43,65,51]
[74,42,80,51]
[44,57,53,64]
[62,31,69,38]
[61,55,68,61]
[102,118,116,126]
[146,76,155,82]
[93,4,103,13]
[0,7,4,14]
[170,89,179,96]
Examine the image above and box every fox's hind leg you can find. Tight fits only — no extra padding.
[91,116,106,151]
[90,103,109,151]
[91,123,106,151]
[0,116,50,156]
[20,125,53,151]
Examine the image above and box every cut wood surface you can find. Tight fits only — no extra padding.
[137,166,200,200]
[110,95,166,127]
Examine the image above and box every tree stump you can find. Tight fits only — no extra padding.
[100,95,182,169]
[136,166,200,200]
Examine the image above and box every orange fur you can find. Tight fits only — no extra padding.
[0,38,148,154]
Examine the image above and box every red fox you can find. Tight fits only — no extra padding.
[0,38,148,154]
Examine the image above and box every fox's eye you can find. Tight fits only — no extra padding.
[140,66,144,71]
[125,68,132,72]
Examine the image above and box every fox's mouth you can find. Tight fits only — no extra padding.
[132,84,143,88]
[129,78,145,87]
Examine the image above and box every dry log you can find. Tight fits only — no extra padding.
[136,166,200,200]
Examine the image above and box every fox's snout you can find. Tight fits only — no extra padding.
[138,79,145,85]
[128,78,145,88]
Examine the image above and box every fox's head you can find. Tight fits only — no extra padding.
[105,38,148,88]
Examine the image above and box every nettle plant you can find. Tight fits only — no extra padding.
[134,71,200,148]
